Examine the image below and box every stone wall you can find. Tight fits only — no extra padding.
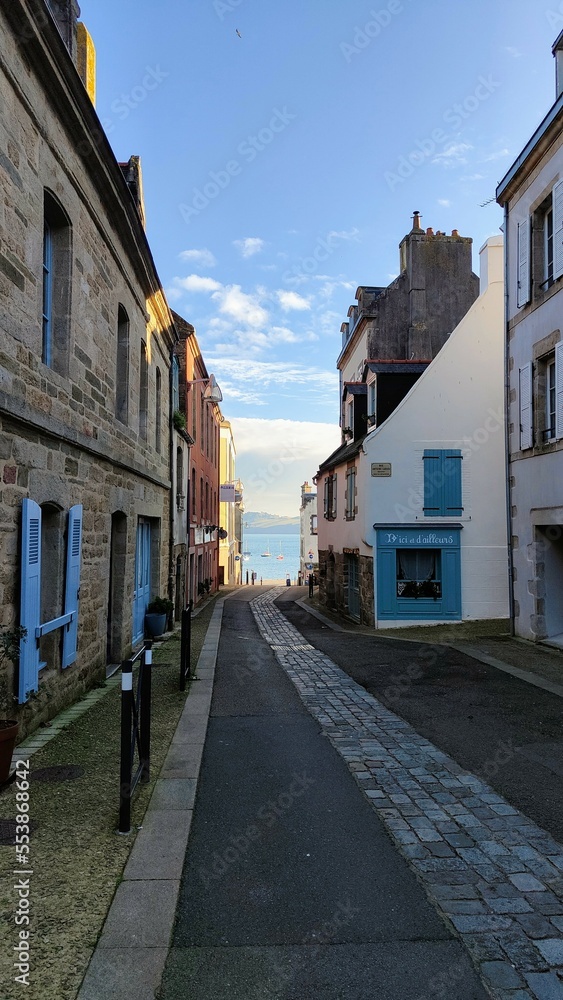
[0,2,173,737]
[318,549,374,627]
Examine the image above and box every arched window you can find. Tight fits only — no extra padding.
[115,305,129,423]
[42,190,72,374]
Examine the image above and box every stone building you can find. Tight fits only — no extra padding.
[0,0,176,735]
[173,313,222,605]
[317,214,479,624]
[496,32,563,644]
[299,482,318,583]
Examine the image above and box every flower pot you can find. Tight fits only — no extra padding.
[145,612,167,638]
[0,720,18,785]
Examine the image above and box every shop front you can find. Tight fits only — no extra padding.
[376,526,461,622]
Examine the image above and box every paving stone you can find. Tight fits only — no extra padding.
[510,874,548,893]
[481,960,525,989]
[525,971,563,998]
[536,940,563,966]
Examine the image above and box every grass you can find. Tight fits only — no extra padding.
[0,597,219,1000]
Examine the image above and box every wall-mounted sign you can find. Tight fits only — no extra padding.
[220,483,236,502]
[371,463,392,477]
[377,529,460,547]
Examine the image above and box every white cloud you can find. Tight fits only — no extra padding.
[431,142,473,168]
[233,237,266,258]
[482,147,510,162]
[174,274,222,292]
[206,357,338,392]
[277,289,311,311]
[326,227,361,242]
[438,198,451,207]
[179,248,216,267]
[504,46,522,58]
[211,284,268,327]
[230,417,341,516]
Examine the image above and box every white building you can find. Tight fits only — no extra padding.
[496,33,563,644]
[362,237,509,627]
[299,482,318,582]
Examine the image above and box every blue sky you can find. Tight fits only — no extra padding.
[81,0,563,515]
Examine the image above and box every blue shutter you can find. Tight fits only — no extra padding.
[443,451,463,516]
[423,450,441,514]
[377,549,396,618]
[62,504,83,668]
[19,499,41,703]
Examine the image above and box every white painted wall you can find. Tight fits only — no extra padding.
[360,237,508,626]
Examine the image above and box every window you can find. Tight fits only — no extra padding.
[42,190,72,373]
[397,549,441,600]
[200,476,204,521]
[176,447,184,508]
[532,182,563,297]
[310,514,318,535]
[323,474,337,520]
[172,355,180,413]
[519,363,533,450]
[191,468,196,518]
[546,359,556,440]
[423,450,462,516]
[345,467,356,520]
[155,367,162,453]
[545,207,554,289]
[517,218,530,308]
[368,380,376,426]
[139,341,148,440]
[115,305,129,423]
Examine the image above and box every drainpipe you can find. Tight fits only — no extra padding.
[503,202,515,636]
[168,356,176,621]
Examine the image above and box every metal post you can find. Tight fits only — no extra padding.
[180,603,192,690]
[308,573,314,598]
[119,659,134,834]
[139,642,152,783]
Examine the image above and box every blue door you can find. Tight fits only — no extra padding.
[133,519,151,644]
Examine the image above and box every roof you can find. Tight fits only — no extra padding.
[496,90,563,201]
[365,361,431,375]
[343,383,367,397]
[317,434,367,475]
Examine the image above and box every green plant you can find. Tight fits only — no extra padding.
[173,409,186,431]
[0,625,26,717]
[203,578,211,593]
[197,582,206,597]
[146,596,174,615]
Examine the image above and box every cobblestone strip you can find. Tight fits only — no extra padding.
[251,589,563,1000]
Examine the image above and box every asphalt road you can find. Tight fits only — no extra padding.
[161,591,487,1000]
[276,592,563,846]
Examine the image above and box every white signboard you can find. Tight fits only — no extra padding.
[220,483,236,502]
[371,463,392,477]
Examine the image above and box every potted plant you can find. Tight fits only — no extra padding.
[0,625,26,785]
[145,597,174,638]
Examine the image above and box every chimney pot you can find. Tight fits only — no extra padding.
[426,227,434,236]
[412,210,422,230]
[451,229,459,237]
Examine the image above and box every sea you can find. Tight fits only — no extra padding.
[241,532,301,584]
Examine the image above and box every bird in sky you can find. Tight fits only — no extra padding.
[236,28,242,38]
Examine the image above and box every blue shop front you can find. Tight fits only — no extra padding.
[376,525,461,622]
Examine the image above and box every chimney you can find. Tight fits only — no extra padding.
[426,227,434,236]
[553,30,563,99]
[451,229,459,237]
[77,22,96,105]
[46,0,81,61]
[412,210,422,231]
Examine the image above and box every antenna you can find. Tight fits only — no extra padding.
[480,196,496,207]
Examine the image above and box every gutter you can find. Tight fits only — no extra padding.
[503,204,516,636]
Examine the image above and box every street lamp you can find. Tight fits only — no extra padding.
[187,373,223,403]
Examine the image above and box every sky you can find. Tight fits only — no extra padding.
[80,0,563,516]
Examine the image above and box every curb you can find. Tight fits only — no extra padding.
[76,599,225,1000]
[294,598,563,699]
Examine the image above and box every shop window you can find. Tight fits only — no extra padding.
[397,549,441,600]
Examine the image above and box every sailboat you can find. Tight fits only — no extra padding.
[261,539,271,557]
[276,541,284,561]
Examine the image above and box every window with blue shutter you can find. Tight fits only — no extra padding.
[62,505,83,668]
[19,499,42,703]
[423,450,463,517]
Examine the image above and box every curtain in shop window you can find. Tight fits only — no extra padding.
[398,550,436,582]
